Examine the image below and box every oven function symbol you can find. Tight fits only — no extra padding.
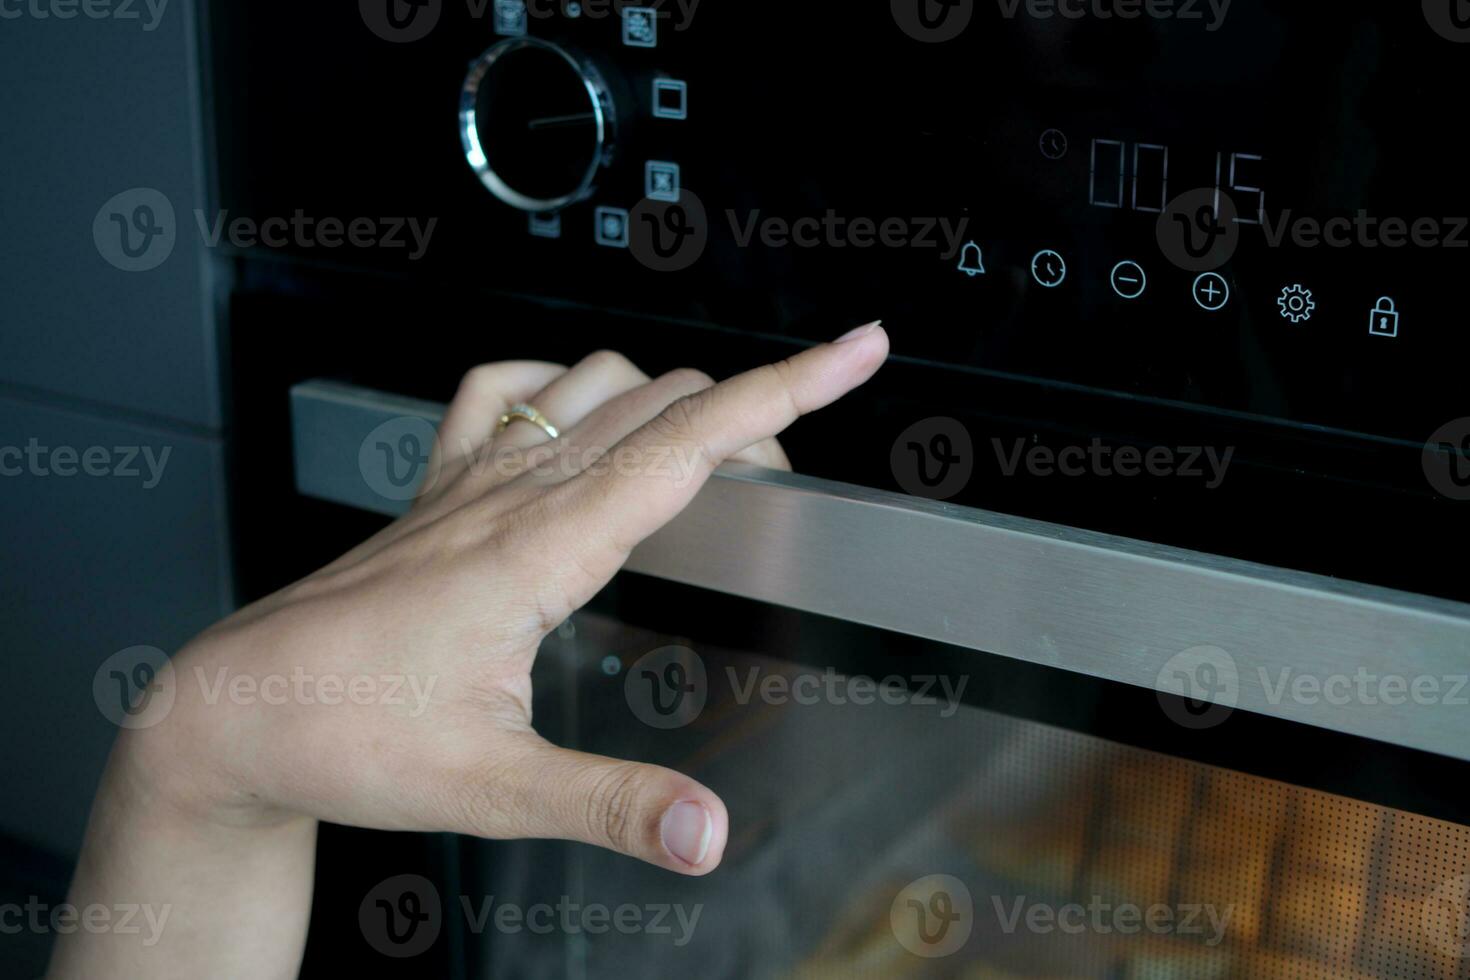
[652,78,688,120]
[1192,272,1230,311]
[957,241,986,277]
[1110,260,1147,299]
[595,206,629,247]
[1039,128,1068,160]
[622,7,658,47]
[493,0,527,35]
[1369,297,1400,338]
[528,212,561,239]
[1031,249,1067,288]
[645,161,681,203]
[1277,284,1315,324]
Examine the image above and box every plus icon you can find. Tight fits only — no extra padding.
[1192,272,1230,312]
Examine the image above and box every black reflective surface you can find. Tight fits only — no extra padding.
[209,1,1470,442]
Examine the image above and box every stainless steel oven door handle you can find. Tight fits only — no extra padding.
[291,380,1470,762]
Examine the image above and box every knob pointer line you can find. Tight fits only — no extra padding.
[527,113,598,130]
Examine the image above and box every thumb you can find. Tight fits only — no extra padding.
[479,736,728,876]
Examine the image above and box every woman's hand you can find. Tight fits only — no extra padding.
[50,323,888,979]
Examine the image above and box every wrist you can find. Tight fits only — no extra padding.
[114,635,312,833]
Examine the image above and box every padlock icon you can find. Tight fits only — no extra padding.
[1369,297,1400,338]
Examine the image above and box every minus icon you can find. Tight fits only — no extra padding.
[1111,261,1147,299]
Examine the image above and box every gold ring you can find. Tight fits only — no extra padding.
[497,403,560,440]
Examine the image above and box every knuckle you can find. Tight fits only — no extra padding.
[583,763,654,853]
[648,394,714,465]
[644,399,691,448]
[459,363,501,399]
[489,492,553,552]
[431,736,536,839]
[665,367,714,393]
[654,394,701,439]
[764,359,803,419]
[582,349,634,376]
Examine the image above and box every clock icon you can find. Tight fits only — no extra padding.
[1039,128,1068,160]
[1031,249,1067,288]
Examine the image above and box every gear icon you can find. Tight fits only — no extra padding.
[1278,284,1316,324]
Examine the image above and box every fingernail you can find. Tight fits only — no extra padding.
[833,320,882,344]
[660,801,712,866]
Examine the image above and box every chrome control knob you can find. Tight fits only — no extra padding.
[459,37,616,213]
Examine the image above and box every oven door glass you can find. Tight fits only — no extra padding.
[454,598,1470,980]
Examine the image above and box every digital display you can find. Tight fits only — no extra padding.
[1087,139,1264,226]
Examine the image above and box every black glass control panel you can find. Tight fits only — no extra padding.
[210,1,1468,444]
[211,1,1470,601]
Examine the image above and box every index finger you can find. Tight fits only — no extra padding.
[570,321,888,558]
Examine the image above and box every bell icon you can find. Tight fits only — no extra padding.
[957,241,985,277]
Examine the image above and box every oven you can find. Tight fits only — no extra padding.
[208,1,1470,976]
